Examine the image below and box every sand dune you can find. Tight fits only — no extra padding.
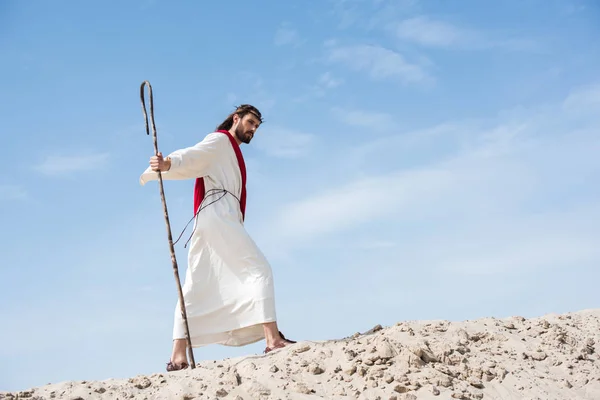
[2,309,599,399]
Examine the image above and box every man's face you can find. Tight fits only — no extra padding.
[234,113,261,144]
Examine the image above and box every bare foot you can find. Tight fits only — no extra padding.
[168,339,189,371]
[264,330,296,354]
[166,360,189,371]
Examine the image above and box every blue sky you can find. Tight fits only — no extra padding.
[1,0,599,392]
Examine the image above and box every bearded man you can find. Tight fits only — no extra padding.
[140,104,295,371]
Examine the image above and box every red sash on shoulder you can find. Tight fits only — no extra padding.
[193,130,247,220]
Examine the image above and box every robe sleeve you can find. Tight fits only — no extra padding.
[139,132,226,185]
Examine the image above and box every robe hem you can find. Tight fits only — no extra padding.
[174,318,277,347]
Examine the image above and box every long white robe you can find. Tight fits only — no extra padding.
[139,131,277,347]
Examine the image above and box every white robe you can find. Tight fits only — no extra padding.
[139,131,277,347]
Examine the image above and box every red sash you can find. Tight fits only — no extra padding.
[193,130,247,220]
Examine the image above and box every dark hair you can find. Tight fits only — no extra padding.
[216,104,263,131]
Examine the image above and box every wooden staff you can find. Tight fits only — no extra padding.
[140,80,196,369]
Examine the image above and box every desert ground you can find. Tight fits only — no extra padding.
[2,309,599,400]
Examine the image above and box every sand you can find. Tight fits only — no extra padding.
[2,309,599,400]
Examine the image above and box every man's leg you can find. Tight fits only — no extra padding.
[169,339,189,368]
[263,321,294,349]
[170,299,191,370]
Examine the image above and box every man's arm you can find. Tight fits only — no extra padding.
[139,132,225,185]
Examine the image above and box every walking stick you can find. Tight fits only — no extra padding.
[140,80,196,369]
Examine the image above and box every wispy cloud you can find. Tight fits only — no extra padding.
[429,208,600,275]
[393,16,466,48]
[318,72,343,89]
[254,126,316,158]
[390,15,540,52]
[229,72,277,112]
[34,153,110,176]
[274,24,301,47]
[260,83,600,276]
[562,83,600,115]
[329,0,418,30]
[0,185,28,201]
[331,106,393,129]
[326,43,432,85]
[358,240,396,250]
[291,72,344,103]
[268,166,465,243]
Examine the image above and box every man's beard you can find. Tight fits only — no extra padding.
[235,125,253,144]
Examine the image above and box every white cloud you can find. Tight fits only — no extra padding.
[269,166,460,242]
[260,83,600,278]
[291,72,344,103]
[329,0,419,30]
[34,153,110,176]
[357,239,396,250]
[331,106,393,129]
[432,210,600,275]
[393,16,466,47]
[563,83,600,115]
[254,126,316,158]
[390,15,540,52]
[0,185,28,201]
[326,43,432,85]
[274,25,301,46]
[318,72,343,89]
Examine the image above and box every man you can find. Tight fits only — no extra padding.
[139,104,295,372]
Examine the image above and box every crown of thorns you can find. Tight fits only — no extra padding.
[235,104,264,124]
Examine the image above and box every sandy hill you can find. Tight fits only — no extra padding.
[2,309,599,400]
